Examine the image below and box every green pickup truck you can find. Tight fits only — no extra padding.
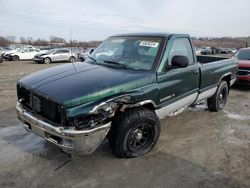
[16,33,238,158]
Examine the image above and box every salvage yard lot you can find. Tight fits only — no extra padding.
[0,61,250,188]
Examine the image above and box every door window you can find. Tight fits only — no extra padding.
[168,38,194,66]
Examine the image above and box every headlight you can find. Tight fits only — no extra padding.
[72,114,104,130]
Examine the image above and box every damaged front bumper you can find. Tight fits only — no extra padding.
[16,102,111,155]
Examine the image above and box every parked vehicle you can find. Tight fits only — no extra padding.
[33,48,77,64]
[0,47,11,56]
[2,46,35,60]
[211,47,221,54]
[79,48,95,61]
[200,47,212,55]
[231,48,238,54]
[194,47,202,55]
[234,48,250,86]
[9,48,40,61]
[220,48,233,54]
[17,33,238,158]
[2,48,20,60]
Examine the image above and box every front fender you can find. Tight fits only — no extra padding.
[65,90,145,118]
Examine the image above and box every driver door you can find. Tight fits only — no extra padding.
[156,37,199,117]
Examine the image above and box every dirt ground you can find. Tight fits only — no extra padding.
[0,61,249,188]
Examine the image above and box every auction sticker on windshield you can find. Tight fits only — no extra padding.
[139,41,159,48]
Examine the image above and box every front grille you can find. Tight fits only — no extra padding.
[238,70,250,76]
[17,83,62,125]
[239,67,250,71]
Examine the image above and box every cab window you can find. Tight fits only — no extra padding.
[168,38,194,66]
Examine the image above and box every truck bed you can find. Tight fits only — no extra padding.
[197,55,228,64]
[198,56,238,92]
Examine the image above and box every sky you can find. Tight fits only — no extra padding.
[0,0,249,41]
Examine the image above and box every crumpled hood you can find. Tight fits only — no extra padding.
[18,62,155,108]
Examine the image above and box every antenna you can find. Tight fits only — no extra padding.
[70,26,73,52]
[70,26,77,71]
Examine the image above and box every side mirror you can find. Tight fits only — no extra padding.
[89,49,94,54]
[171,55,189,68]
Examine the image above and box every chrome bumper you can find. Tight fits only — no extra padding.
[16,102,111,155]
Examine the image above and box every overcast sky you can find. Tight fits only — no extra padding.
[0,0,249,41]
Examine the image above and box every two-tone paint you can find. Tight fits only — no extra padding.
[16,33,238,154]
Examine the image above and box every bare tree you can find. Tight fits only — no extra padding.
[6,35,16,43]
[20,37,27,44]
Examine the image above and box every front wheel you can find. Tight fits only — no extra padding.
[43,57,51,64]
[207,81,229,111]
[12,55,20,61]
[69,56,76,63]
[108,107,161,158]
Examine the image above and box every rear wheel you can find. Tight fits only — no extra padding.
[12,55,20,61]
[43,57,51,64]
[108,107,160,158]
[207,81,229,111]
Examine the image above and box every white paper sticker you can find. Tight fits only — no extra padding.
[139,41,159,48]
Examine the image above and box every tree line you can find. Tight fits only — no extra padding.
[1,35,250,49]
[192,36,250,49]
[0,35,102,48]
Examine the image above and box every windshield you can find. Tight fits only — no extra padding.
[235,49,250,60]
[89,37,163,70]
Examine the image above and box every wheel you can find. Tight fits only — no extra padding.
[12,55,20,61]
[108,107,161,158]
[69,56,76,63]
[207,81,229,112]
[43,57,51,64]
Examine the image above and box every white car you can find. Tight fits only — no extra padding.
[195,47,202,55]
[10,48,40,61]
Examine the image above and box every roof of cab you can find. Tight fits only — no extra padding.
[110,32,191,39]
[111,32,171,38]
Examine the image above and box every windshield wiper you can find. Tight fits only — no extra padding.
[88,56,97,63]
[103,60,129,69]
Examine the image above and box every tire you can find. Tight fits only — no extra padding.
[12,55,20,61]
[43,57,51,64]
[108,107,161,158]
[207,81,229,112]
[69,56,76,63]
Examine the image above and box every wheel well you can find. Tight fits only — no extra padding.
[221,75,231,90]
[44,57,51,61]
[141,103,155,111]
[13,55,19,59]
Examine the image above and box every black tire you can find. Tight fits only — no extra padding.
[108,107,161,158]
[43,57,51,64]
[207,81,229,112]
[12,55,20,61]
[69,56,76,63]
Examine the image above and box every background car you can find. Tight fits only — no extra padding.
[2,46,36,60]
[33,48,78,64]
[0,47,11,56]
[9,48,40,61]
[79,48,95,61]
[234,48,250,86]
[200,47,212,55]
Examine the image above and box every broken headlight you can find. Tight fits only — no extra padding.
[72,114,104,130]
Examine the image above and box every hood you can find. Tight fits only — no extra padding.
[238,60,250,68]
[18,62,155,108]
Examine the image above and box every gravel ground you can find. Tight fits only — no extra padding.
[0,60,249,188]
